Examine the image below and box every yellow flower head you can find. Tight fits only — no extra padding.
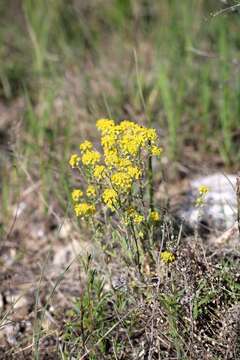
[160,251,175,264]
[102,188,118,210]
[126,208,144,225]
[127,166,141,180]
[120,134,140,156]
[146,128,157,142]
[93,165,106,180]
[74,203,96,217]
[96,119,115,133]
[69,154,80,168]
[72,189,83,202]
[69,119,163,223]
[151,145,163,156]
[82,150,101,166]
[117,158,132,169]
[103,149,119,167]
[195,185,209,207]
[199,185,209,195]
[86,185,96,197]
[79,140,93,152]
[133,213,144,224]
[150,211,160,222]
[111,171,133,192]
[101,132,117,150]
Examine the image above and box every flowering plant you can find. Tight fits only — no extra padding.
[69,119,163,272]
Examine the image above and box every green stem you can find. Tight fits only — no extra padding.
[148,151,154,212]
[130,222,142,276]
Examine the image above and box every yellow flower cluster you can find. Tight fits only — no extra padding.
[69,118,165,272]
[111,172,133,192]
[111,166,141,192]
[69,154,80,168]
[149,211,160,222]
[93,165,106,180]
[96,119,160,160]
[69,119,162,217]
[127,208,145,224]
[160,251,175,264]
[72,189,83,202]
[127,166,141,179]
[199,185,209,195]
[195,185,209,207]
[151,145,163,156]
[82,150,101,166]
[86,185,96,197]
[102,188,118,210]
[96,118,115,132]
[96,119,161,197]
[80,140,93,152]
[74,203,96,217]
[71,187,96,217]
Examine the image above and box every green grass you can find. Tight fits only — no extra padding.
[1,1,240,172]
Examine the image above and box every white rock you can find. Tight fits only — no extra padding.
[178,173,237,232]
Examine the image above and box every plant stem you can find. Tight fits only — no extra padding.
[148,150,154,212]
[236,176,240,238]
[130,222,142,276]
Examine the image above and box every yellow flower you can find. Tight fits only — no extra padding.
[118,158,132,168]
[102,188,118,210]
[101,132,117,150]
[146,128,157,142]
[72,189,83,202]
[133,213,144,224]
[86,185,96,197]
[127,166,141,180]
[116,121,159,157]
[74,203,96,217]
[138,231,144,239]
[160,251,175,264]
[79,140,93,152]
[69,119,163,223]
[118,120,137,131]
[69,154,80,168]
[93,165,106,180]
[104,149,119,167]
[126,208,144,224]
[195,185,209,207]
[151,145,163,156]
[82,150,101,166]
[120,134,140,156]
[150,211,160,222]
[96,119,115,133]
[199,185,209,195]
[111,172,133,192]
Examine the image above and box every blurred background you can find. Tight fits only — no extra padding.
[0,0,240,356]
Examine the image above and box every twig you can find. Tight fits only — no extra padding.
[212,3,240,17]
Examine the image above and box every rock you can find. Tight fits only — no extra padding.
[58,221,71,239]
[178,173,237,234]
[5,291,28,310]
